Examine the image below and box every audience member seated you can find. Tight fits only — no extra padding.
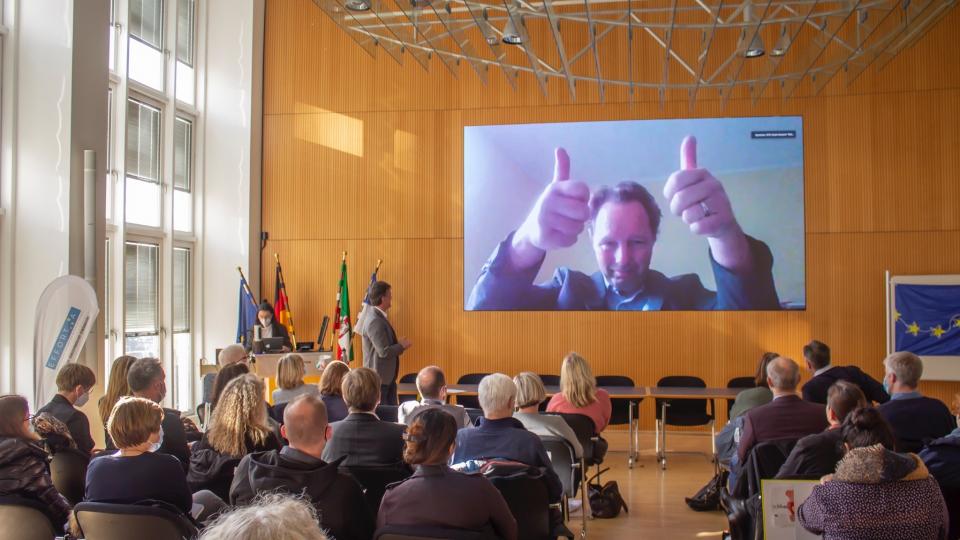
[37,363,97,456]
[126,357,191,469]
[380,408,518,540]
[318,361,350,423]
[231,394,372,540]
[398,366,471,428]
[878,351,955,453]
[798,407,948,540]
[801,340,888,405]
[715,352,778,465]
[0,394,71,530]
[451,373,563,506]
[85,397,192,515]
[737,356,829,464]
[546,352,612,434]
[209,362,251,410]
[189,374,281,500]
[98,355,136,446]
[322,367,407,467]
[272,353,320,405]
[777,381,867,479]
[513,372,582,458]
[919,393,960,540]
[200,492,329,540]
[202,345,249,405]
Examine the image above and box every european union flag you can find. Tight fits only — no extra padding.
[895,284,960,356]
[237,276,259,344]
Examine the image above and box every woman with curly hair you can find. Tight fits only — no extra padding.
[188,374,280,499]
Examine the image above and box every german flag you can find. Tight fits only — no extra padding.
[274,254,297,348]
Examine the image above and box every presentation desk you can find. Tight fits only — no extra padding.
[398,383,746,468]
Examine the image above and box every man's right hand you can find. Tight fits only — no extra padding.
[509,148,591,270]
[399,338,412,350]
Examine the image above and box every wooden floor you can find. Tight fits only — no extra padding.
[572,431,728,540]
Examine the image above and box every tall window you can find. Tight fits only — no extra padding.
[173,116,192,232]
[128,0,165,90]
[124,241,160,357]
[176,0,196,104]
[125,98,162,227]
[173,247,192,407]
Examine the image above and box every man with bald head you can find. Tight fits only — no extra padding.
[201,344,250,403]
[398,366,471,428]
[230,394,373,540]
[737,356,829,463]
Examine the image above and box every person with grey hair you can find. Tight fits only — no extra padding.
[450,373,563,506]
[199,492,329,540]
[878,351,955,453]
[124,357,190,469]
[201,344,250,404]
[398,366,471,428]
[737,356,829,463]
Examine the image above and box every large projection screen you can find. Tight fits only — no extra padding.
[464,116,805,311]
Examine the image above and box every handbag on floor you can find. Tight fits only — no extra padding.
[587,468,628,518]
[685,470,728,512]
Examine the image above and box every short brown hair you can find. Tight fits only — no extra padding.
[755,352,780,387]
[404,408,458,466]
[589,181,662,238]
[803,340,831,370]
[341,367,380,412]
[107,396,163,448]
[0,395,35,440]
[368,281,391,306]
[827,380,867,423]
[319,361,349,396]
[276,354,306,390]
[56,363,96,392]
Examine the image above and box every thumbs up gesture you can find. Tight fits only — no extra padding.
[509,148,592,270]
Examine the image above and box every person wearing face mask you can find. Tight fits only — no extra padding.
[84,396,192,515]
[244,300,292,353]
[230,394,372,540]
[37,363,97,456]
[124,357,191,470]
[877,351,955,453]
[919,393,960,540]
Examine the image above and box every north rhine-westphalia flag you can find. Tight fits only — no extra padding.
[333,259,354,362]
[236,275,259,344]
[274,258,297,348]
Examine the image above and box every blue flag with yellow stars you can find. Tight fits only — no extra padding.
[895,284,960,355]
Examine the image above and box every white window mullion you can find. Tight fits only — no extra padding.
[159,0,177,409]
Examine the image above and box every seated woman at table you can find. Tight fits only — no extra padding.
[546,353,612,434]
[271,353,319,406]
[318,361,350,423]
[513,372,583,458]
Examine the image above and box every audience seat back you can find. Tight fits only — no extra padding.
[74,502,199,540]
[541,436,579,498]
[655,376,714,426]
[376,404,400,423]
[455,373,489,410]
[374,524,495,539]
[488,474,552,540]
[0,496,57,540]
[342,464,413,512]
[596,375,640,426]
[398,373,418,404]
[49,447,89,505]
[547,412,605,465]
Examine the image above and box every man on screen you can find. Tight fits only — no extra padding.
[466,136,780,310]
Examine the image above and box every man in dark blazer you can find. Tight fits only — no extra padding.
[244,300,292,352]
[777,381,867,479]
[37,363,97,456]
[126,357,191,470]
[361,281,411,406]
[738,356,830,463]
[322,367,407,467]
[879,351,956,453]
[800,340,888,405]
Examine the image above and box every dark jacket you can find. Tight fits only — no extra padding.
[451,417,563,503]
[244,321,292,351]
[187,431,281,500]
[801,366,889,405]
[879,394,956,453]
[738,394,829,462]
[37,394,95,455]
[466,231,780,310]
[920,433,960,540]
[378,464,518,540]
[776,427,845,479]
[85,451,192,515]
[0,437,71,528]
[320,393,349,423]
[798,445,948,540]
[230,448,373,540]
[322,412,407,467]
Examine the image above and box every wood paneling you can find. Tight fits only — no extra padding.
[262,0,960,428]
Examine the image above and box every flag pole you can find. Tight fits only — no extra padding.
[331,252,347,352]
[274,253,298,348]
[236,267,258,309]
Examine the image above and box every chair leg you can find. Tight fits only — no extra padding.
[627,402,635,469]
[580,457,589,535]
[562,493,569,522]
[710,419,717,464]
[660,402,668,470]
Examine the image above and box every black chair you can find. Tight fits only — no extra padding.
[726,437,799,540]
[398,373,418,404]
[456,373,489,410]
[725,376,756,418]
[342,464,413,512]
[541,436,587,534]
[655,376,715,470]
[596,375,642,468]
[0,496,58,540]
[376,404,400,423]
[374,524,494,540]
[74,501,199,540]
[49,447,90,505]
[465,407,484,427]
[488,474,553,540]
[538,374,560,386]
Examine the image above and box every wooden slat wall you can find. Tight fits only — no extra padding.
[262,0,960,428]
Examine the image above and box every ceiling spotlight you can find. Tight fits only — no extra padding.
[741,4,764,58]
[481,8,499,45]
[344,0,370,10]
[770,24,790,56]
[502,13,523,45]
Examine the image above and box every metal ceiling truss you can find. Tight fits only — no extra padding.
[313,0,957,106]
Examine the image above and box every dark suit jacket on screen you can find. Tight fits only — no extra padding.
[321,412,407,467]
[361,308,404,385]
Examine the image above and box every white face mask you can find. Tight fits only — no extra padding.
[149,426,164,453]
[74,390,89,407]
[260,316,272,327]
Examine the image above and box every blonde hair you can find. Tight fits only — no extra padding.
[514,372,546,409]
[99,355,137,424]
[199,492,329,540]
[208,374,272,456]
[276,353,306,390]
[319,361,349,396]
[341,367,381,412]
[560,352,597,409]
[107,396,163,448]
